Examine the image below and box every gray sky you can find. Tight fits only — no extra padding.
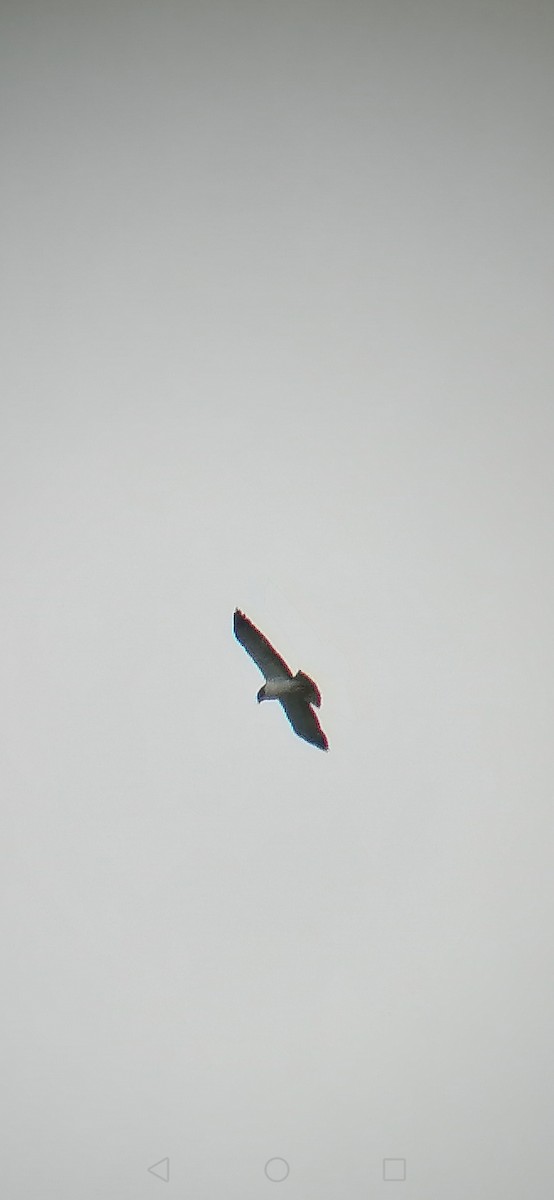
[2,1,554,1196]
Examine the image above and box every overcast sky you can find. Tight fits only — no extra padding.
[2,1,554,1197]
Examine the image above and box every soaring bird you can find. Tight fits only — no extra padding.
[233,609,328,750]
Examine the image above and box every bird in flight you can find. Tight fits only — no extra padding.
[233,609,328,750]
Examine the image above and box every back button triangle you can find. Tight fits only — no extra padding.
[147,1157,170,1182]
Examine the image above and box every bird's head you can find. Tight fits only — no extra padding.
[257,686,267,703]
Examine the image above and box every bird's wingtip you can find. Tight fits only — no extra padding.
[233,608,249,637]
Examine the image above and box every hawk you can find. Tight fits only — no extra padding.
[233,609,328,750]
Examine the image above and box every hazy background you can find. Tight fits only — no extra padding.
[2,1,553,1196]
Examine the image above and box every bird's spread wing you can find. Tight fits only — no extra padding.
[233,610,292,680]
[280,695,328,750]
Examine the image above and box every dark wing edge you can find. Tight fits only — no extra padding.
[233,609,292,680]
[279,695,329,751]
